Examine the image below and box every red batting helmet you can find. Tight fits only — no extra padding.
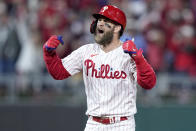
[93,5,127,30]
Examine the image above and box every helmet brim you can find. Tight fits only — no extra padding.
[93,14,104,19]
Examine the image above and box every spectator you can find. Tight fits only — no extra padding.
[0,1,21,73]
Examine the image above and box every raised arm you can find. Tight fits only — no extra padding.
[43,35,71,80]
[123,40,156,89]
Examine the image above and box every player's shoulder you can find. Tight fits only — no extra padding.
[79,43,99,51]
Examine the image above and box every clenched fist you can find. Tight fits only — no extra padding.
[122,40,143,61]
[44,35,64,51]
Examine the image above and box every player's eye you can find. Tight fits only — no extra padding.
[105,23,111,28]
[98,18,104,22]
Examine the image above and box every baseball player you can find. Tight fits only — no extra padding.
[43,5,156,131]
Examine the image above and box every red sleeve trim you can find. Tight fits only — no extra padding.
[43,47,71,80]
[135,57,156,89]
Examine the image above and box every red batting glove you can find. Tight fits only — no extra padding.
[44,35,64,51]
[122,40,144,62]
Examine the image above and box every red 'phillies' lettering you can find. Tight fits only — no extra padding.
[84,59,127,79]
[84,59,93,76]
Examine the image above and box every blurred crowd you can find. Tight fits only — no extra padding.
[0,0,196,104]
[0,0,105,75]
[0,0,195,76]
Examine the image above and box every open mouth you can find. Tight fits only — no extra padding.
[97,29,104,34]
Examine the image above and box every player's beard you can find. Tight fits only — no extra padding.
[94,28,114,47]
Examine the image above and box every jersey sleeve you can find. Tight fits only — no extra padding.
[43,48,71,80]
[134,57,156,89]
[61,45,87,75]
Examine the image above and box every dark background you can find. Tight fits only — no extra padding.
[0,105,196,131]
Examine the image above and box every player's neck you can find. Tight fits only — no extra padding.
[100,38,122,53]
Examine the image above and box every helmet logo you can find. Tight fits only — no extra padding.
[101,6,108,13]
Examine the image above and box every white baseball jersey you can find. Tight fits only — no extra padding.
[61,43,137,117]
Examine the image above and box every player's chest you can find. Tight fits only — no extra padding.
[83,52,130,79]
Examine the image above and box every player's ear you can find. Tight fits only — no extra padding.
[114,25,121,34]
